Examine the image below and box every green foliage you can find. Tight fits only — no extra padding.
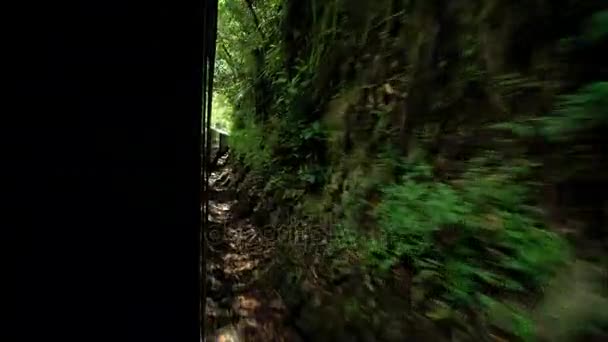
[483,296,535,342]
[216,0,607,340]
[216,0,330,183]
[229,116,272,169]
[215,0,283,100]
[492,82,608,141]
[364,155,569,336]
[539,82,608,141]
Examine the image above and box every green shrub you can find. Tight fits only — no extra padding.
[365,156,570,337]
[229,118,272,170]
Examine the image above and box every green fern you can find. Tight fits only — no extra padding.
[366,156,569,328]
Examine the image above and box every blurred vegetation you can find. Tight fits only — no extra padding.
[210,92,233,132]
[214,0,608,340]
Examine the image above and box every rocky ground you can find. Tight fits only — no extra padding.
[204,154,303,342]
